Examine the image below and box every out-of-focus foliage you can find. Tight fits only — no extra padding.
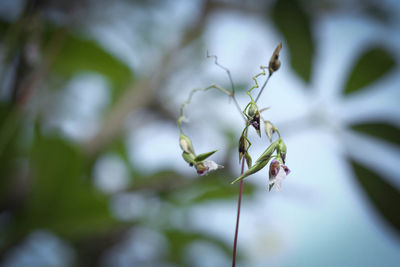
[343,47,396,95]
[17,129,117,239]
[349,160,400,237]
[0,104,20,202]
[271,0,399,240]
[272,0,314,84]
[50,31,133,103]
[164,229,232,264]
[350,121,400,147]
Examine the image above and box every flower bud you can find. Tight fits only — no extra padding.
[247,102,258,118]
[238,135,247,163]
[182,152,196,166]
[245,151,252,168]
[246,102,261,137]
[257,140,279,164]
[250,112,261,137]
[179,133,195,155]
[278,139,287,163]
[264,120,275,142]
[231,140,279,184]
[269,43,282,76]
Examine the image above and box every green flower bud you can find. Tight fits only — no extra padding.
[278,139,287,163]
[245,151,252,168]
[182,152,196,166]
[256,140,279,164]
[246,102,262,137]
[264,120,275,142]
[247,102,258,118]
[179,133,195,155]
[231,140,279,184]
[238,135,247,163]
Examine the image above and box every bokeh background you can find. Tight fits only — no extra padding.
[0,0,399,266]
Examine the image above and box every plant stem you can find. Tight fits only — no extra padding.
[255,74,271,103]
[232,157,246,267]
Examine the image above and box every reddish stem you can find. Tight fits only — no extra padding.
[232,158,245,267]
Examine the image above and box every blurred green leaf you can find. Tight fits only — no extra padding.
[0,19,8,37]
[51,31,133,103]
[191,172,255,203]
[0,104,20,204]
[105,137,132,168]
[350,159,400,237]
[350,121,400,146]
[165,229,231,264]
[272,0,314,83]
[14,132,118,239]
[343,47,395,95]
[165,170,256,205]
[132,169,256,205]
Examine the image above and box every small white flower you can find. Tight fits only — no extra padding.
[269,160,290,191]
[269,167,286,190]
[204,160,222,171]
[196,160,224,176]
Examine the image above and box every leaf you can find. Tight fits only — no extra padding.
[190,171,256,203]
[272,0,314,83]
[343,47,395,95]
[164,229,231,264]
[14,132,118,240]
[350,121,400,146]
[145,170,255,205]
[51,31,133,103]
[194,150,217,162]
[0,104,20,204]
[349,159,400,237]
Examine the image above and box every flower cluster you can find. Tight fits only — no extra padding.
[232,131,290,191]
[179,133,223,176]
[177,43,291,191]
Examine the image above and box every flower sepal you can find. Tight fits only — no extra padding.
[194,150,218,162]
[179,133,195,155]
[182,152,196,166]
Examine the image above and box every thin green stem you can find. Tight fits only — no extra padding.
[246,66,267,100]
[207,51,236,95]
[177,83,247,133]
[255,73,272,103]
